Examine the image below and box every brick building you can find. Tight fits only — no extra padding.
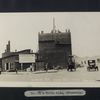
[38,29,72,69]
[2,41,35,71]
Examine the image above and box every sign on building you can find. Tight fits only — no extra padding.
[19,54,35,63]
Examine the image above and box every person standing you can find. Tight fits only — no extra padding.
[0,67,1,75]
[15,68,18,74]
[30,65,33,72]
[45,63,48,72]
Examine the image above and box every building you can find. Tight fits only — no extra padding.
[81,56,100,67]
[38,28,72,69]
[2,41,36,71]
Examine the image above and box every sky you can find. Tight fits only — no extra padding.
[0,12,100,57]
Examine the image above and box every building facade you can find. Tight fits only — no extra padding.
[2,41,36,71]
[38,29,72,69]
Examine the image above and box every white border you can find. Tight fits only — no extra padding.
[0,82,99,87]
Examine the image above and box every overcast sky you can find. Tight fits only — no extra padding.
[0,12,100,57]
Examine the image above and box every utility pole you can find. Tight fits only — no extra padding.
[52,17,56,40]
[53,17,56,33]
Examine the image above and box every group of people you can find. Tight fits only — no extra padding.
[44,56,76,72]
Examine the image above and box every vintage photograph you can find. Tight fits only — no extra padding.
[0,12,99,84]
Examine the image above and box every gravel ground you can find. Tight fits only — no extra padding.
[0,67,99,82]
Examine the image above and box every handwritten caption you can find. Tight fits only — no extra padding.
[24,89,86,97]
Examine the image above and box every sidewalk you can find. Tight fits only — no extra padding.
[0,69,59,75]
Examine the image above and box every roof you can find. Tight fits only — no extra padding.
[17,49,31,53]
[2,49,36,59]
[39,32,71,44]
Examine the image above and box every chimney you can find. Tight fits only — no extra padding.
[6,41,10,52]
[41,31,44,34]
[15,49,17,52]
[68,29,71,33]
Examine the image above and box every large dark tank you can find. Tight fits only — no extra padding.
[38,29,72,69]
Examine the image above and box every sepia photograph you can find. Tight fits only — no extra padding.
[0,12,99,87]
